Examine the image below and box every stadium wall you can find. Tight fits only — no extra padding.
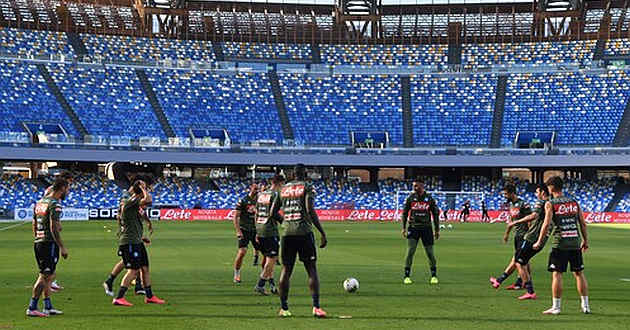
[2,146,630,167]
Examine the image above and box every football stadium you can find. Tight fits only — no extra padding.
[1,0,630,328]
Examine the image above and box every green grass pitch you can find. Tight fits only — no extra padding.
[1,221,629,329]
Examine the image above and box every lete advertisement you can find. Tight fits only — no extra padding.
[14,207,89,221]
[155,208,630,223]
[159,209,234,221]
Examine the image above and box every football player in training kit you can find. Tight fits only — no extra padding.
[533,176,590,315]
[506,184,550,300]
[275,164,328,318]
[103,184,153,297]
[43,171,73,293]
[254,174,285,295]
[458,200,471,222]
[401,178,440,285]
[232,183,260,283]
[481,200,490,223]
[26,179,69,317]
[490,184,531,290]
[112,180,165,306]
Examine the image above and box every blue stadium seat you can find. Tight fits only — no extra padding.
[279,74,403,145]
[0,27,74,56]
[48,64,166,139]
[0,60,78,136]
[81,34,215,62]
[616,192,630,212]
[463,40,596,68]
[148,70,283,143]
[410,75,496,145]
[502,72,629,146]
[223,42,312,60]
[604,38,630,57]
[321,44,447,66]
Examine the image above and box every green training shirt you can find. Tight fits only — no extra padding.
[508,198,532,238]
[236,194,257,232]
[119,196,143,245]
[550,196,582,250]
[524,199,550,245]
[255,189,281,238]
[402,192,440,230]
[34,197,62,244]
[279,180,315,237]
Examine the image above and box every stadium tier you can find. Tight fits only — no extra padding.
[605,38,630,57]
[460,176,616,212]
[410,75,496,146]
[462,40,596,68]
[0,60,79,137]
[279,74,403,145]
[320,44,448,66]
[223,42,311,60]
[148,70,282,143]
[81,34,216,62]
[501,72,630,146]
[48,64,166,139]
[0,27,630,147]
[0,27,73,56]
[0,173,624,213]
[616,192,630,212]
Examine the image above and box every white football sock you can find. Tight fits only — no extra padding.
[581,296,589,307]
[552,298,561,310]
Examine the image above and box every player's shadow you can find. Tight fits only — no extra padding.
[173,301,364,308]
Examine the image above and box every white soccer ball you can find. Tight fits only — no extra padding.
[343,277,359,293]
[447,224,453,229]
[439,224,446,229]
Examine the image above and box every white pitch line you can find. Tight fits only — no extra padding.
[0,221,28,231]
[620,278,630,282]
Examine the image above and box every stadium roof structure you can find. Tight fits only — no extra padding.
[0,0,628,43]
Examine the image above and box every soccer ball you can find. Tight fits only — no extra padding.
[343,278,359,293]
[439,224,446,229]
[447,224,454,229]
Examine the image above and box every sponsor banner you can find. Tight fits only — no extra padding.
[88,208,160,220]
[14,207,88,221]
[154,208,630,223]
[160,209,233,221]
[438,210,510,223]
[316,209,351,221]
[583,212,630,224]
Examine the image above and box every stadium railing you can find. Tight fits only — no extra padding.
[3,131,630,157]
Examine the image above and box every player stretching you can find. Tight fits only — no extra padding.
[26,179,69,317]
[490,184,531,290]
[534,176,590,315]
[276,164,328,318]
[401,179,440,285]
[43,171,73,293]
[507,184,550,300]
[103,186,152,296]
[112,180,164,306]
[254,175,284,295]
[232,183,259,283]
